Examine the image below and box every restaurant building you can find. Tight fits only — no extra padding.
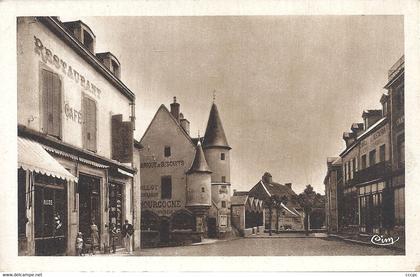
[139,98,232,247]
[17,17,140,255]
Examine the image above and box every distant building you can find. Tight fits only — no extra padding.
[17,17,140,255]
[139,98,232,247]
[324,157,342,233]
[248,173,304,231]
[325,56,404,237]
[231,191,265,236]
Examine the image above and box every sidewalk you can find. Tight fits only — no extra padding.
[327,233,405,252]
[246,231,328,238]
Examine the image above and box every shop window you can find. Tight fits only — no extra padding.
[379,144,386,162]
[369,149,376,167]
[164,146,171,157]
[171,210,194,230]
[18,169,26,237]
[221,153,225,160]
[41,69,61,139]
[83,96,97,152]
[221,201,226,208]
[221,176,226,183]
[141,210,159,231]
[361,155,367,169]
[397,134,405,168]
[394,187,405,225]
[161,176,172,199]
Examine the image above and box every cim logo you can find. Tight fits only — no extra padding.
[371,234,400,246]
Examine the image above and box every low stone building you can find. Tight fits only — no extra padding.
[248,173,304,231]
[231,191,265,236]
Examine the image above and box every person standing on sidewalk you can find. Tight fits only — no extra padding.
[121,219,134,254]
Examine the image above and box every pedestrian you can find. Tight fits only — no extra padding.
[90,220,100,255]
[76,232,83,256]
[121,219,134,254]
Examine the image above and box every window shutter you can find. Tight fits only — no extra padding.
[83,97,97,152]
[41,70,50,133]
[42,69,61,138]
[51,73,61,137]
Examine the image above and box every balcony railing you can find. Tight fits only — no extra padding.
[350,161,391,185]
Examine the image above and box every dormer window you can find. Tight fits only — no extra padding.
[83,30,94,53]
[96,52,121,79]
[63,20,96,53]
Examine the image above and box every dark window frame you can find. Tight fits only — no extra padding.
[164,146,171,157]
[161,176,172,199]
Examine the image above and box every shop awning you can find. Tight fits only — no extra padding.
[18,137,78,182]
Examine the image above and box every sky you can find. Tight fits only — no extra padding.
[62,16,404,194]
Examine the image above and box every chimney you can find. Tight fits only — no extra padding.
[262,172,272,183]
[179,113,190,135]
[285,183,292,189]
[170,96,180,122]
[362,109,382,130]
[343,132,356,148]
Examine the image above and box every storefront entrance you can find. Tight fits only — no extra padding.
[34,175,67,256]
[78,174,101,245]
[109,183,123,247]
[207,217,217,238]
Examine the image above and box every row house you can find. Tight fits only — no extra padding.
[324,56,404,238]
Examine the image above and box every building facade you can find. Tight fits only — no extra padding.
[231,191,265,236]
[324,56,404,237]
[324,157,342,233]
[139,98,232,247]
[385,56,405,237]
[17,17,140,255]
[248,173,304,231]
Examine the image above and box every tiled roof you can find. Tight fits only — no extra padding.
[203,103,230,149]
[187,141,211,174]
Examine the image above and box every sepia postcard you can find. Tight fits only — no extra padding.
[1,0,420,273]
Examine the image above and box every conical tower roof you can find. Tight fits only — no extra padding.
[203,103,231,149]
[187,140,212,174]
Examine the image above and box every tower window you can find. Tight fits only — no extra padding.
[201,187,205,193]
[161,176,172,199]
[221,153,225,160]
[221,201,226,208]
[221,176,226,183]
[164,146,171,157]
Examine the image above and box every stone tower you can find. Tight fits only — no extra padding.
[186,140,212,235]
[203,102,232,235]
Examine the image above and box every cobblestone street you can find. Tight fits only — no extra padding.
[138,237,404,256]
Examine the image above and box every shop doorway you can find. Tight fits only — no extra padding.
[159,219,170,244]
[109,183,123,247]
[207,217,217,238]
[78,174,101,245]
[34,175,67,256]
